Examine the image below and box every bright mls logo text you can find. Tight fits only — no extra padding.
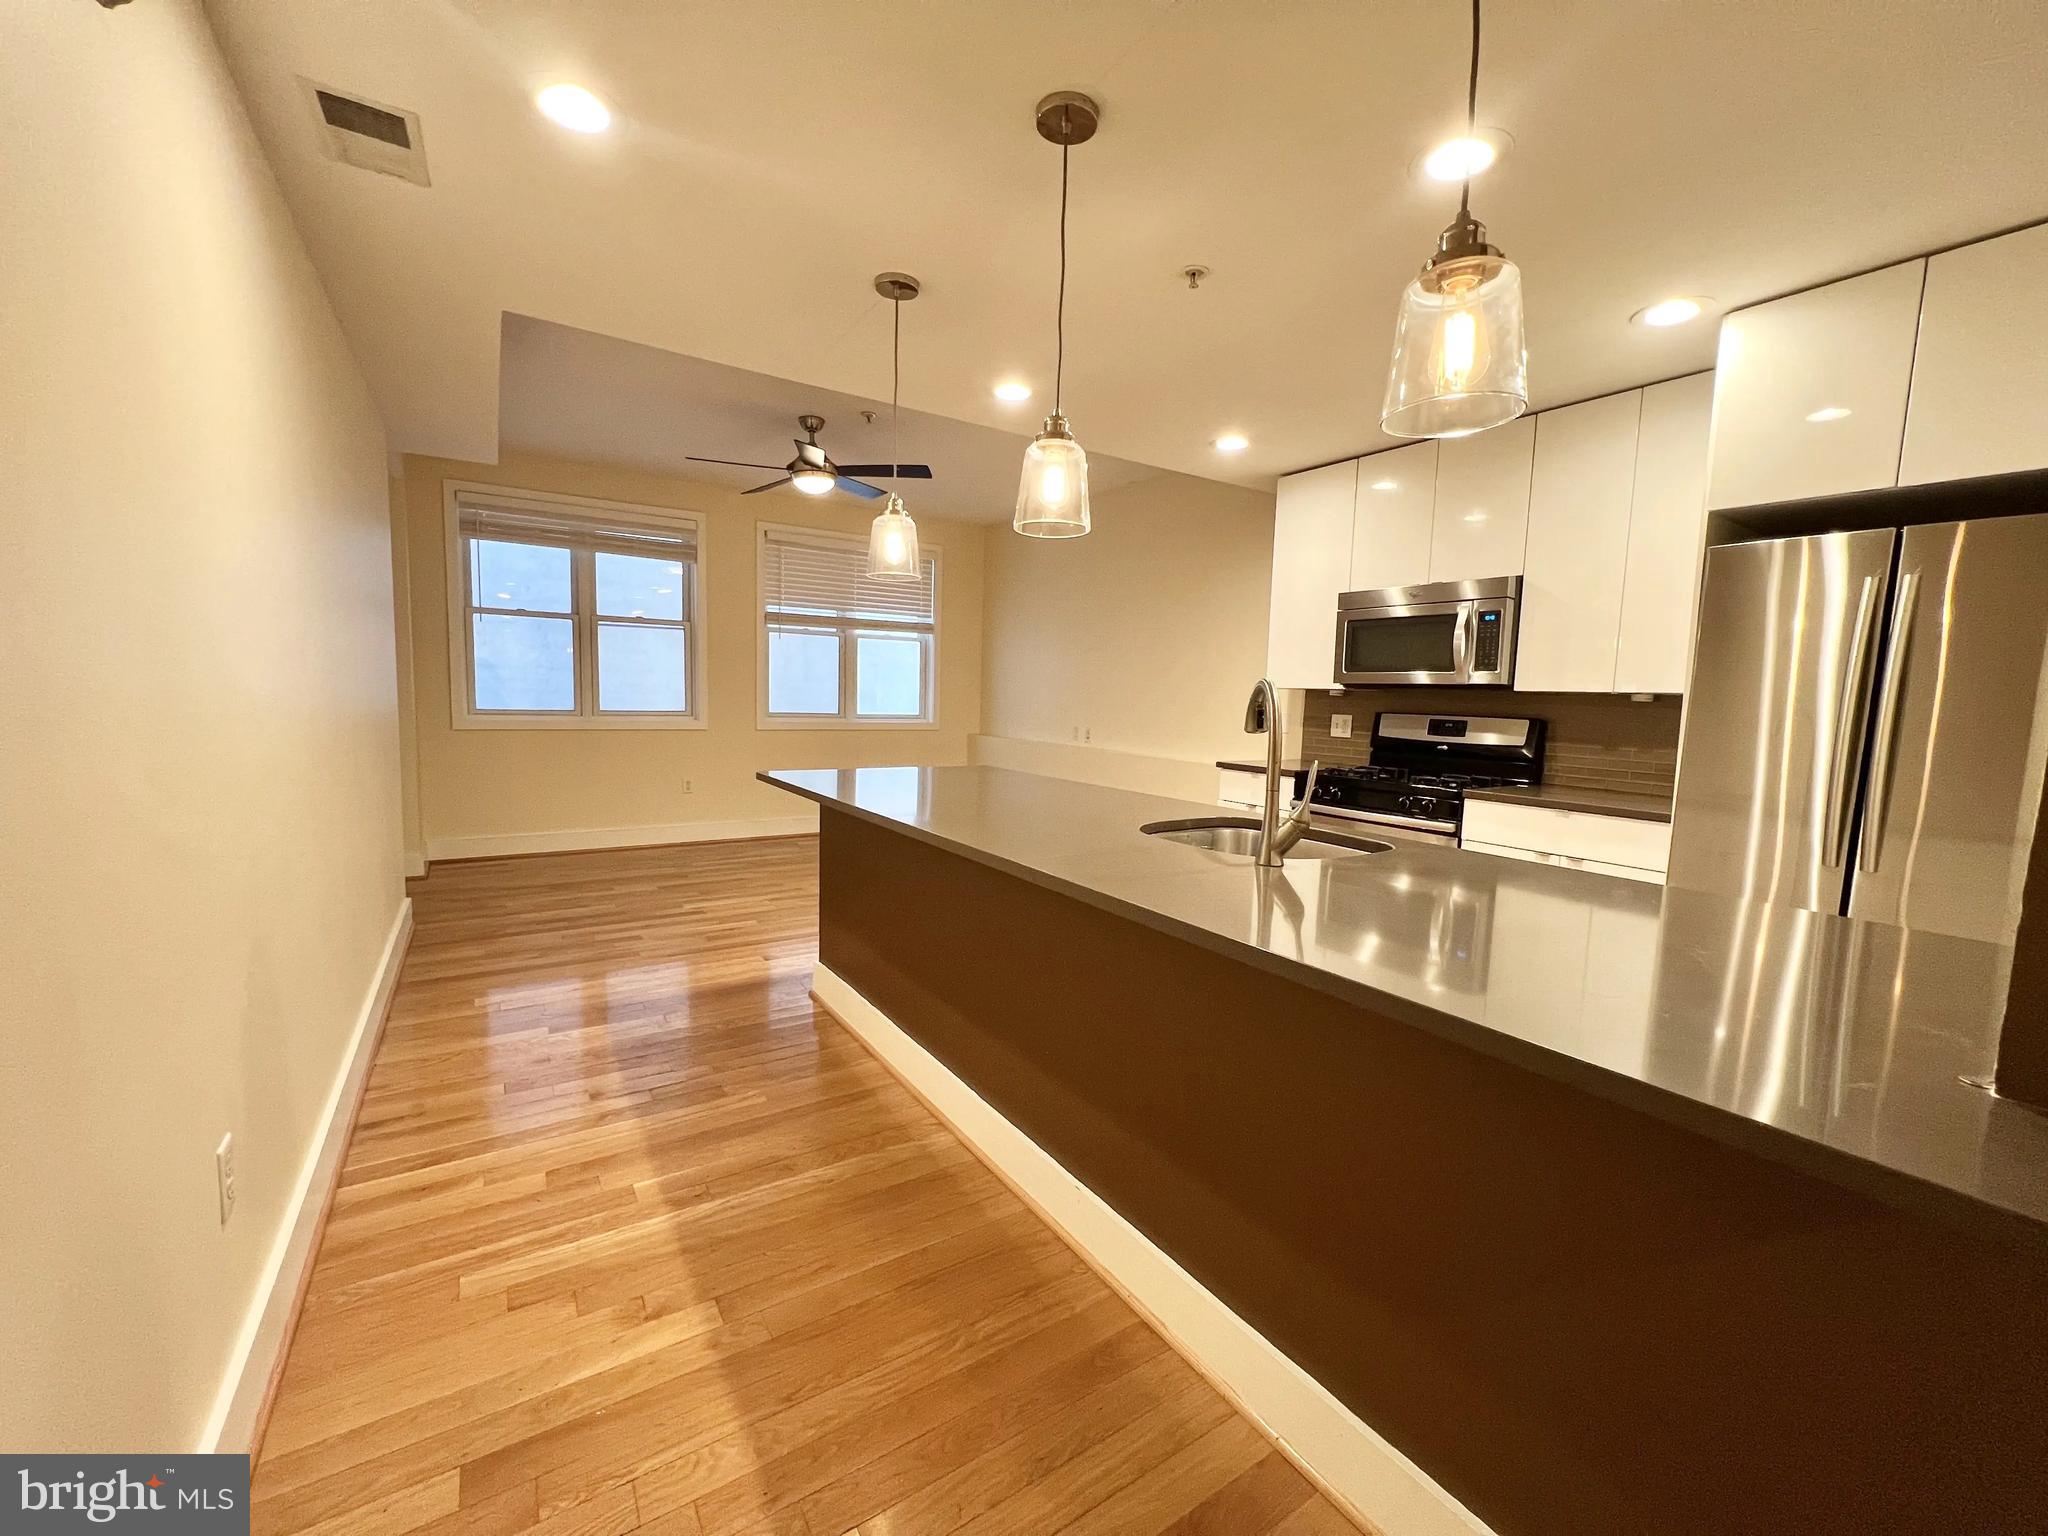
[19,1466,235,1522]
[4,1456,248,1533]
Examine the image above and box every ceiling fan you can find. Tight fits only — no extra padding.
[688,414,934,500]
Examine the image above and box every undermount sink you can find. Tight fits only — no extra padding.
[1140,817,1392,860]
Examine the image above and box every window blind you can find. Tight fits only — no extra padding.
[457,494,698,562]
[760,526,936,625]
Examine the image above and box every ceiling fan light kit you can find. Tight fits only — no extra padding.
[866,272,924,580]
[1381,0,1529,440]
[685,400,932,502]
[1015,90,1098,540]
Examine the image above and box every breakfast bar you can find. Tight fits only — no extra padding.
[765,763,2048,1536]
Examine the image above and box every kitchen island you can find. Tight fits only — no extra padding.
[763,765,2048,1536]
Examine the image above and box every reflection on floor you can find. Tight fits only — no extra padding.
[252,838,1360,1536]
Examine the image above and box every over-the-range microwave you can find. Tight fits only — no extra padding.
[1333,576,1520,687]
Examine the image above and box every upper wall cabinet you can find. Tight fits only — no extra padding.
[1517,393,1643,693]
[1900,223,2048,485]
[1429,415,1535,581]
[1705,260,1925,511]
[1272,380,1709,698]
[1348,440,1437,591]
[1266,458,1357,688]
[1616,374,1716,695]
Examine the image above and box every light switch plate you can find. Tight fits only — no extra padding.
[1330,714,1353,739]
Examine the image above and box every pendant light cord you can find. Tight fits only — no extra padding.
[891,296,901,480]
[1459,0,1481,219]
[1055,125,1070,416]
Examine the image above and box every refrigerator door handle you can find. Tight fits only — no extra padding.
[1822,575,1883,868]
[1858,570,1920,875]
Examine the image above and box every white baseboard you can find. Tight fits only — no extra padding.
[424,813,818,864]
[196,897,414,1454]
[812,964,1492,1536]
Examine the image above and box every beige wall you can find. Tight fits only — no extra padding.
[0,0,403,1452]
[399,451,984,857]
[979,473,1278,796]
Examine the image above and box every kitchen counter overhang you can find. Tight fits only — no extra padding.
[764,765,2044,1244]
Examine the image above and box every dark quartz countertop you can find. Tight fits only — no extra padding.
[764,765,2048,1248]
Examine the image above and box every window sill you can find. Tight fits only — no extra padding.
[452,711,709,732]
[756,715,940,732]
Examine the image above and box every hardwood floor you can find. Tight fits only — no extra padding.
[252,837,1359,1536]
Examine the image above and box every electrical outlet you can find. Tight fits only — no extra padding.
[215,1133,236,1225]
[1330,713,1353,739]
[682,778,693,794]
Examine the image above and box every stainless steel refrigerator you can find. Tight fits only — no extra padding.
[1666,513,2048,945]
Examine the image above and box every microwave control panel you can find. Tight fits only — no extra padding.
[1474,609,1504,671]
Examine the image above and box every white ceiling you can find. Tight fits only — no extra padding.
[498,314,1159,523]
[208,0,2048,490]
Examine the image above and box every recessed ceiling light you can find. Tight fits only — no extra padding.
[993,380,1033,403]
[1214,433,1249,453]
[1632,297,1707,328]
[1369,478,1399,492]
[1806,406,1853,423]
[536,84,611,134]
[1416,129,1511,183]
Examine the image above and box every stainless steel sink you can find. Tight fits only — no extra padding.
[1140,817,1391,860]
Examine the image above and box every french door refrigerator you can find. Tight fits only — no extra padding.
[1666,513,2048,945]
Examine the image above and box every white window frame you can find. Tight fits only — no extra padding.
[756,522,941,731]
[444,481,707,731]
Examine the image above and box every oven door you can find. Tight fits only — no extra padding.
[1334,594,1517,686]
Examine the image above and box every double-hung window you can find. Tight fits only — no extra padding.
[759,524,938,726]
[449,486,702,727]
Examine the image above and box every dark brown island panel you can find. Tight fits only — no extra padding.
[813,804,2048,1536]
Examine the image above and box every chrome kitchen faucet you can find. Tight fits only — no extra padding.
[1244,679,1321,868]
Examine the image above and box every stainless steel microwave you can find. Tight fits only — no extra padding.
[1333,576,1520,686]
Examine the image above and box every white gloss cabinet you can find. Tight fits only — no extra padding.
[1705,259,1926,511]
[1899,223,2048,485]
[1347,440,1437,590]
[1266,458,1357,688]
[1516,393,1643,693]
[1615,373,1715,695]
[1428,415,1534,581]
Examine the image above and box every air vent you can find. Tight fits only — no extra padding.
[301,79,429,186]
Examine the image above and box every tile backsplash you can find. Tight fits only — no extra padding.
[1301,687,1682,799]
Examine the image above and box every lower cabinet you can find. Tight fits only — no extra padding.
[1217,765,1264,810]
[1461,800,1670,885]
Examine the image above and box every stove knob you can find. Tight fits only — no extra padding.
[1402,794,1438,819]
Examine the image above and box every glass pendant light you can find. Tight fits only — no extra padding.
[1381,0,1529,439]
[865,274,923,580]
[1015,92,1100,539]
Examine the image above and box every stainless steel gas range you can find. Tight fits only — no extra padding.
[1294,712,1547,845]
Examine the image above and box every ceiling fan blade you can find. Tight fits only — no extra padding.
[835,476,886,500]
[743,477,792,495]
[686,456,783,470]
[794,441,830,467]
[835,463,935,480]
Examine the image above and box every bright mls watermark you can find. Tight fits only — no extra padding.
[3,1456,248,1534]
